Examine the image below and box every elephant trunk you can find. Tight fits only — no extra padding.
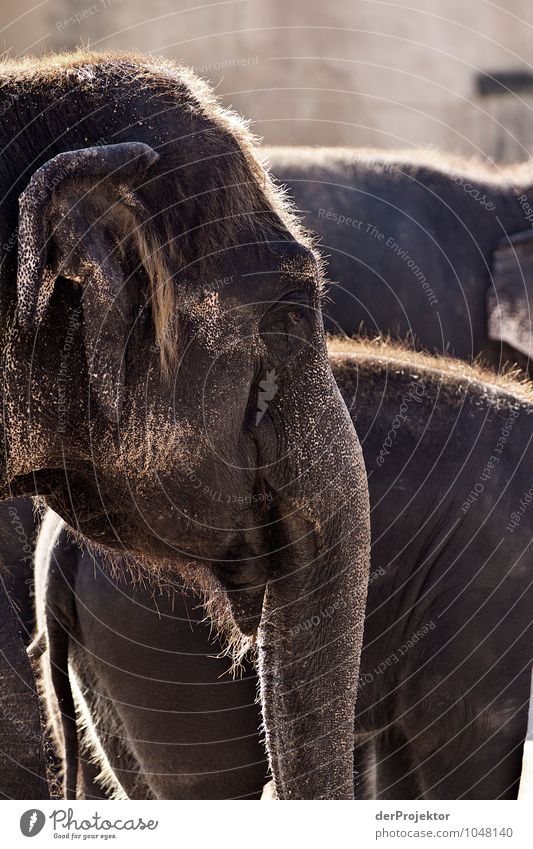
[257,367,370,799]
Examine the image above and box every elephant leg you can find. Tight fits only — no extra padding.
[373,727,421,799]
[79,757,110,800]
[354,737,376,799]
[72,669,154,800]
[406,700,528,799]
[78,747,150,800]
[0,583,49,799]
[354,729,420,799]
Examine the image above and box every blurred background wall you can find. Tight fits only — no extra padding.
[1,0,533,162]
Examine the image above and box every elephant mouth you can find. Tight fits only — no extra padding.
[213,526,275,637]
[223,576,267,635]
[211,497,295,637]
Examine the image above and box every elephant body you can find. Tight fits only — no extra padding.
[0,52,372,800]
[37,340,533,799]
[268,147,533,371]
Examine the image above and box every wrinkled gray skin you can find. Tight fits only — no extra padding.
[0,53,370,800]
[0,581,49,798]
[268,147,533,372]
[0,500,47,797]
[38,343,533,799]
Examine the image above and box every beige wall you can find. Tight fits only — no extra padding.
[2,0,533,161]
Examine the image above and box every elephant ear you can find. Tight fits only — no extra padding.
[17,143,160,420]
[488,229,533,360]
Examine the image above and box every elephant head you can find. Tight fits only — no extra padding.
[1,53,370,799]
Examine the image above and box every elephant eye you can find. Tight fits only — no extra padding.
[259,297,312,364]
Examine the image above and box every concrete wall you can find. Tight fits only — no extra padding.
[2,0,533,161]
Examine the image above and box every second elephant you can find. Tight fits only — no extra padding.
[268,147,533,371]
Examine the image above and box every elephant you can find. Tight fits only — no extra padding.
[267,146,533,372]
[18,142,533,638]
[13,141,533,797]
[0,50,370,800]
[36,338,533,800]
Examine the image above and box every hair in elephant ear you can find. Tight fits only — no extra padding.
[110,201,177,375]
